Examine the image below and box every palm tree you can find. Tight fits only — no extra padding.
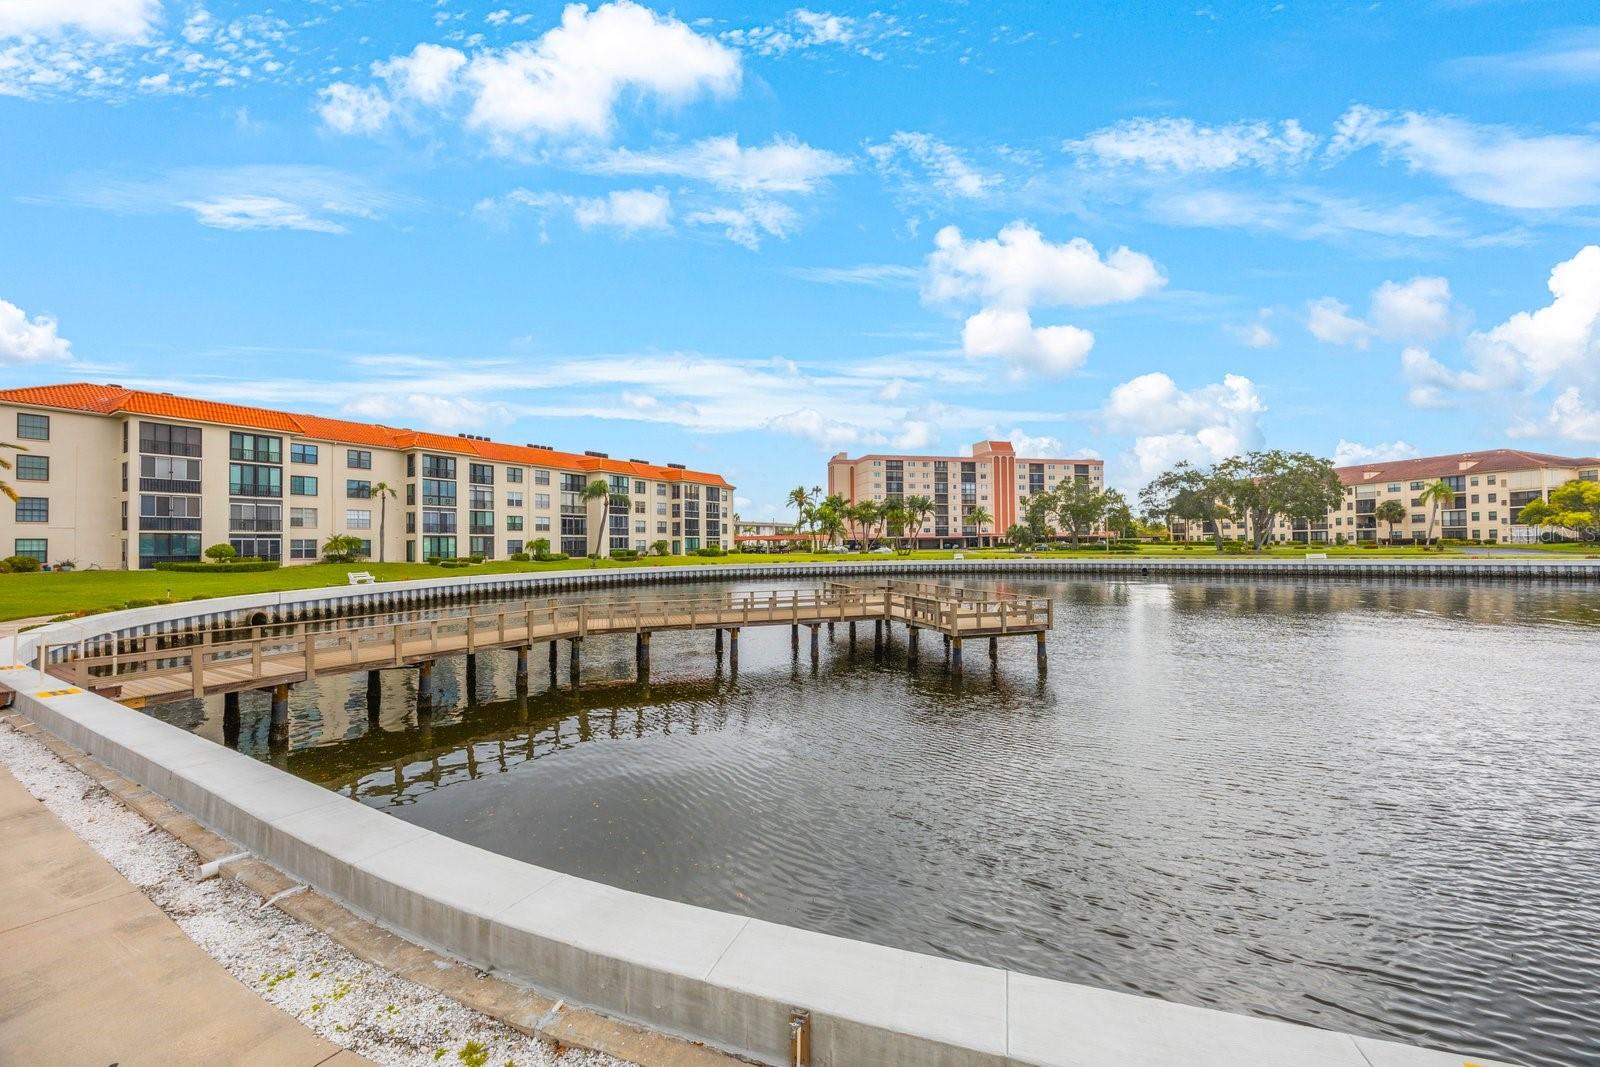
[903,494,934,552]
[1373,499,1407,544]
[882,501,910,553]
[966,505,992,547]
[786,485,818,550]
[1419,479,1455,550]
[845,500,879,549]
[1005,523,1030,548]
[817,507,846,547]
[370,481,398,562]
[582,478,611,556]
[0,441,24,503]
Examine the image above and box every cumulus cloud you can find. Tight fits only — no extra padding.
[1327,105,1600,211]
[1331,439,1419,467]
[924,221,1164,378]
[0,298,74,363]
[1065,116,1318,172]
[960,307,1093,376]
[343,392,514,432]
[1226,310,1277,349]
[866,131,997,200]
[1103,372,1265,478]
[684,199,797,249]
[588,134,850,194]
[1469,244,1600,389]
[319,1,741,145]
[1369,276,1454,341]
[1514,387,1600,443]
[1306,297,1375,349]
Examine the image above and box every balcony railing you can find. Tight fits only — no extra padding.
[137,516,202,531]
[230,519,283,532]
[140,478,202,494]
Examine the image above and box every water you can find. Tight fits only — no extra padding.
[149,577,1600,1066]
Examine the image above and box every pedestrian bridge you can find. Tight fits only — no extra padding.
[41,580,1053,709]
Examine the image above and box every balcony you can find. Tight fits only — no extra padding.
[231,519,283,532]
[140,478,202,494]
[469,524,495,536]
[138,516,202,532]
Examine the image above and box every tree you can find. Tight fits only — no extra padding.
[1520,479,1600,540]
[651,539,670,556]
[845,500,880,548]
[581,478,611,556]
[1140,463,1232,552]
[786,485,820,550]
[0,441,24,503]
[1373,499,1407,543]
[1419,479,1456,549]
[369,481,398,562]
[1102,490,1134,545]
[1052,480,1108,546]
[966,505,993,547]
[204,543,237,562]
[322,534,367,563]
[1004,523,1030,548]
[902,494,934,553]
[1215,450,1343,552]
[882,501,910,553]
[1022,492,1055,543]
[816,502,846,547]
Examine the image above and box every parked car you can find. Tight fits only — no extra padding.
[870,546,894,554]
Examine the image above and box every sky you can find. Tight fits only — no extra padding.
[2,1,1598,520]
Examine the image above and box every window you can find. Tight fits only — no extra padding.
[1387,483,1401,493]
[13,538,47,563]
[534,492,551,510]
[1410,480,1424,491]
[290,507,318,528]
[15,455,47,481]
[346,479,372,498]
[507,539,523,555]
[229,432,281,463]
[290,538,318,560]
[290,443,319,464]
[229,537,282,561]
[421,454,456,479]
[139,454,201,491]
[346,509,372,529]
[139,421,201,456]
[422,536,456,559]
[506,514,524,531]
[635,480,647,494]
[505,491,523,508]
[355,539,372,557]
[470,536,494,558]
[291,475,318,496]
[15,497,47,523]
[137,533,200,566]
[534,516,550,531]
[534,469,550,486]
[230,503,281,531]
[422,479,456,506]
[506,467,523,483]
[16,413,49,440]
[139,494,202,531]
[469,486,493,508]
[1488,493,1498,503]
[347,449,372,470]
[469,463,494,485]
[229,463,281,497]
[470,510,495,534]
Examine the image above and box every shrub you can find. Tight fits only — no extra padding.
[0,561,10,573]
[322,534,367,564]
[469,554,486,564]
[154,560,281,573]
[693,545,727,557]
[652,540,670,557]
[609,548,639,560]
[2,554,42,573]
[204,542,237,562]
[440,560,471,568]
[509,551,531,562]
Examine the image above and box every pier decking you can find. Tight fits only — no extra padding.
[42,582,1053,709]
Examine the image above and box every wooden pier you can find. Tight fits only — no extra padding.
[42,582,1053,714]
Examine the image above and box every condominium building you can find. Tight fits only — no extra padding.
[1176,448,1600,543]
[0,383,733,570]
[828,440,1105,546]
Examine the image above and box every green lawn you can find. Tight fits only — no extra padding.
[2,543,1589,623]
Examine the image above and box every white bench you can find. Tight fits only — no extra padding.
[347,571,377,585]
[1304,553,1328,560]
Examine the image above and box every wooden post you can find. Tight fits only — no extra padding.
[569,638,582,687]
[515,647,529,691]
[416,660,434,708]
[223,691,241,749]
[465,654,479,706]
[549,640,559,684]
[268,683,290,748]
[791,623,799,651]
[951,637,963,675]
[809,623,820,663]
[1036,631,1047,673]
[908,626,919,663]
[873,620,883,654]
[303,627,316,683]
[848,621,856,649]
[990,635,999,661]
[190,632,207,698]
[714,628,724,655]
[728,627,740,670]
[636,631,651,682]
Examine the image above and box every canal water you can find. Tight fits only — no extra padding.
[147,577,1600,1066]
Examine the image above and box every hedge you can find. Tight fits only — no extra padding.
[153,560,282,573]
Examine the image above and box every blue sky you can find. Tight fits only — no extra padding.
[3,0,1598,519]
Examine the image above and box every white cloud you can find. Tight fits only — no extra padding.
[317,82,392,134]
[180,195,349,233]
[1369,276,1453,341]
[925,221,1165,309]
[571,187,672,232]
[375,42,466,106]
[924,221,1163,378]
[960,307,1093,376]
[320,1,740,145]
[0,298,73,363]
[894,419,938,450]
[684,199,797,249]
[866,131,996,199]
[1226,310,1277,349]
[343,393,513,432]
[1331,439,1419,467]
[0,0,160,40]
[1305,297,1374,349]
[464,0,739,144]
[1103,372,1265,478]
[1448,28,1600,87]
[1469,244,1600,388]
[788,263,920,288]
[1328,105,1600,211]
[722,8,894,59]
[589,134,850,193]
[1400,346,1467,408]
[766,407,864,447]
[1516,387,1600,443]
[1000,428,1066,456]
[1066,116,1317,172]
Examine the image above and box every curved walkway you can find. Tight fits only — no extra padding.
[0,762,366,1067]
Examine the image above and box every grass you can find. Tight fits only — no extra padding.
[1,543,1590,623]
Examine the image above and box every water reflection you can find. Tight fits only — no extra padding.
[147,577,1600,1067]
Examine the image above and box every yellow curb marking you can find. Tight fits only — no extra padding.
[33,688,83,698]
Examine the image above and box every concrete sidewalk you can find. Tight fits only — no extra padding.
[0,765,368,1067]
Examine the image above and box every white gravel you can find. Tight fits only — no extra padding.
[0,719,627,1067]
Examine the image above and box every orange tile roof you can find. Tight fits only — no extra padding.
[1336,448,1600,484]
[0,381,733,488]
